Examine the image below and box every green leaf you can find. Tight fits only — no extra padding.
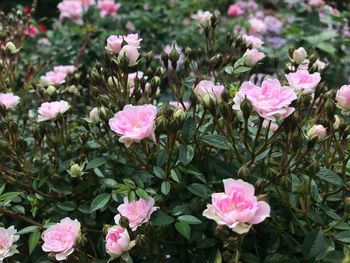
[101,178,118,188]
[234,56,246,68]
[317,43,336,55]
[302,229,328,259]
[28,230,40,254]
[182,116,196,142]
[179,145,194,165]
[57,201,76,212]
[153,166,166,180]
[161,181,171,195]
[213,249,222,263]
[90,193,110,212]
[86,157,107,169]
[202,134,231,150]
[175,221,191,240]
[316,168,343,186]
[187,183,211,198]
[136,188,149,199]
[178,215,202,225]
[334,231,350,243]
[233,66,251,74]
[152,211,175,226]
[170,169,181,183]
[224,65,233,74]
[0,192,22,202]
[17,226,40,235]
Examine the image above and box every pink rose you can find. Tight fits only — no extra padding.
[109,104,157,147]
[128,71,144,95]
[248,18,267,34]
[97,0,121,17]
[169,101,190,110]
[54,65,76,74]
[242,34,264,48]
[0,226,19,262]
[106,226,134,258]
[293,47,308,64]
[40,71,67,86]
[233,80,297,121]
[0,93,20,110]
[119,45,140,64]
[262,120,278,132]
[285,70,321,95]
[115,197,159,231]
[203,179,270,234]
[37,100,71,122]
[315,59,326,71]
[123,33,142,47]
[75,0,95,8]
[106,35,124,53]
[41,217,81,261]
[25,24,39,38]
[191,10,212,27]
[57,0,84,25]
[243,48,265,67]
[307,124,327,141]
[227,4,244,17]
[336,85,350,111]
[193,80,224,103]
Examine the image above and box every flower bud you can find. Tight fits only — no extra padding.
[202,93,216,111]
[237,165,250,179]
[293,47,307,64]
[89,107,101,123]
[69,163,84,178]
[45,85,56,95]
[160,51,169,69]
[240,97,252,121]
[98,106,108,121]
[324,99,335,119]
[169,46,180,70]
[68,85,79,95]
[345,197,350,214]
[5,42,19,54]
[173,109,186,123]
[307,124,327,142]
[333,115,341,130]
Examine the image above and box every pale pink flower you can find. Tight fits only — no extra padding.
[128,71,144,95]
[307,124,327,141]
[40,71,67,86]
[191,10,212,27]
[315,59,326,71]
[105,35,123,53]
[97,0,121,17]
[123,33,142,47]
[119,45,140,64]
[0,93,20,110]
[203,179,270,234]
[227,4,244,17]
[89,107,100,122]
[169,101,190,110]
[25,24,39,38]
[193,80,224,103]
[242,34,264,48]
[54,65,76,74]
[41,218,81,261]
[308,0,325,6]
[262,119,278,132]
[57,0,84,25]
[74,0,95,8]
[248,18,267,34]
[336,85,350,112]
[243,48,265,67]
[109,104,157,147]
[115,197,159,231]
[105,34,142,55]
[0,226,19,262]
[37,100,71,122]
[236,0,258,11]
[106,226,134,258]
[293,47,308,64]
[233,80,297,121]
[285,70,321,95]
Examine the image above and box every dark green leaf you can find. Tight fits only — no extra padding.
[202,134,231,150]
[179,145,194,165]
[161,181,171,195]
[86,157,107,169]
[90,193,110,212]
[152,211,175,226]
[28,230,40,254]
[153,166,166,180]
[182,116,196,142]
[178,215,202,224]
[316,168,342,186]
[187,183,211,198]
[175,221,191,240]
[17,226,40,235]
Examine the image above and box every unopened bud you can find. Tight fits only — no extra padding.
[238,165,250,179]
[89,107,101,123]
[240,97,252,120]
[292,47,307,64]
[345,197,350,214]
[46,85,56,95]
[5,42,19,54]
[69,163,84,178]
[306,124,327,142]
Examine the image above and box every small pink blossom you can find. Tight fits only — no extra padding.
[25,25,39,38]
[248,18,267,34]
[97,0,121,17]
[285,70,321,95]
[0,226,19,262]
[227,4,244,17]
[41,218,81,261]
[233,80,297,121]
[307,124,327,141]
[54,65,76,74]
[40,71,67,86]
[119,45,140,64]
[75,0,95,8]
[37,100,71,122]
[242,34,264,48]
[57,0,84,25]
[191,10,212,27]
[106,226,134,258]
[193,80,224,103]
[123,34,142,47]
[0,93,20,110]
[169,101,190,110]
[336,85,350,112]
[315,59,326,71]
[109,104,157,147]
[243,48,265,67]
[203,179,270,234]
[262,120,278,132]
[105,34,141,54]
[115,197,159,231]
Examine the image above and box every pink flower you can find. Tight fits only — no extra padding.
[248,18,267,34]
[227,4,244,17]
[308,0,325,6]
[123,34,142,47]
[315,59,326,71]
[54,65,76,74]
[105,34,141,54]
[0,93,20,110]
[97,0,121,17]
[128,71,144,95]
[307,124,327,141]
[25,25,39,38]
[41,218,81,261]
[285,70,321,95]
[243,48,265,67]
[336,85,350,112]
[262,120,278,132]
[57,0,84,25]
[115,197,159,231]
[109,104,157,147]
[191,10,212,27]
[37,100,71,122]
[106,226,134,258]
[40,71,67,86]
[233,80,297,121]
[203,179,270,234]
[75,0,95,8]
[119,45,140,64]
[242,34,264,48]
[293,47,308,64]
[169,101,190,110]
[0,226,19,262]
[193,80,224,103]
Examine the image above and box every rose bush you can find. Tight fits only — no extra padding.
[1,1,350,263]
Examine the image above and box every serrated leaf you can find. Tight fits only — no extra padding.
[175,221,191,240]
[302,229,327,259]
[316,168,342,186]
[90,193,110,212]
